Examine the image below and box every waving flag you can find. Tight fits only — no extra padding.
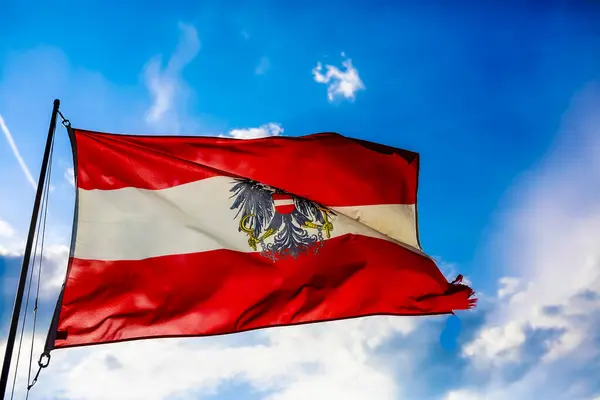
[45,129,475,350]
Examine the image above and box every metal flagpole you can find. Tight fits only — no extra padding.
[0,99,60,399]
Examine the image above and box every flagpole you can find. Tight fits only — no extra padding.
[0,99,60,399]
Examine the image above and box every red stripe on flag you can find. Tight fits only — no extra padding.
[73,130,419,206]
[275,204,295,214]
[271,193,293,201]
[51,235,474,349]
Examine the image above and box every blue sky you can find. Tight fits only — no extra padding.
[1,0,600,399]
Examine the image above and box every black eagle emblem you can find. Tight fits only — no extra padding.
[229,178,335,261]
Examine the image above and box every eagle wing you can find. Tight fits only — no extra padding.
[294,196,329,224]
[230,179,275,238]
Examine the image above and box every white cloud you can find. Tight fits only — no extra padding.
[463,320,527,364]
[227,122,283,139]
[255,56,271,75]
[64,167,74,187]
[496,277,522,299]
[0,221,27,257]
[38,244,69,298]
[0,245,22,257]
[144,22,201,132]
[26,316,418,400]
[460,85,600,397]
[0,243,69,300]
[0,333,46,399]
[444,390,483,400]
[312,54,365,102]
[0,113,36,189]
[0,219,14,238]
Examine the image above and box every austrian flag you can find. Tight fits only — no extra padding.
[45,129,475,350]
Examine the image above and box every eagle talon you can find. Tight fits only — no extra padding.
[258,228,275,243]
[248,237,259,251]
[302,221,333,239]
[302,221,320,229]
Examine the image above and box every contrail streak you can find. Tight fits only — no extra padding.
[0,114,36,189]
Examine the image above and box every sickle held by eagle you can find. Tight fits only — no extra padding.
[239,214,275,251]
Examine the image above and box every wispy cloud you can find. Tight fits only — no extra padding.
[227,122,283,139]
[0,113,36,189]
[64,167,74,187]
[312,53,365,102]
[144,22,201,132]
[255,56,270,75]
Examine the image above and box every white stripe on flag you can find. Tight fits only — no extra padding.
[74,176,420,261]
[273,199,294,206]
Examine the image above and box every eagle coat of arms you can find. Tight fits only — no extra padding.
[229,178,335,261]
